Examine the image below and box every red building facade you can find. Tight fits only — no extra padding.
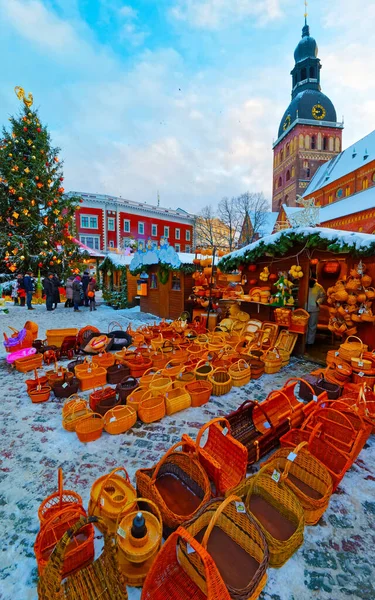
[70,192,195,253]
[272,19,343,211]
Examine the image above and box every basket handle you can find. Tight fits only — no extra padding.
[164,359,185,372]
[283,377,317,397]
[151,441,196,482]
[195,358,212,369]
[265,389,295,413]
[201,495,243,549]
[58,468,63,509]
[279,442,308,481]
[93,466,131,509]
[264,346,281,359]
[230,359,249,371]
[108,321,123,333]
[196,417,231,450]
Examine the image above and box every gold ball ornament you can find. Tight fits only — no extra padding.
[32,156,36,160]
[20,255,25,260]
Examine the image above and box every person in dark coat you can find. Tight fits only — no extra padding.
[81,271,90,307]
[72,276,83,312]
[52,274,61,309]
[17,274,26,306]
[87,277,97,312]
[43,273,55,311]
[23,271,35,310]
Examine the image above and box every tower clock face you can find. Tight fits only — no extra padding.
[312,104,326,120]
[283,114,291,131]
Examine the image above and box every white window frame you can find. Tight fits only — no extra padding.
[164,226,169,238]
[185,245,191,253]
[138,222,145,235]
[151,224,157,237]
[79,234,101,250]
[175,228,180,240]
[107,217,115,231]
[186,230,191,241]
[175,243,181,252]
[124,219,130,233]
[80,214,98,229]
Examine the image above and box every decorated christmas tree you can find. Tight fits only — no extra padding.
[0,87,86,275]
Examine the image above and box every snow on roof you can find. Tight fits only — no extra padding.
[320,186,375,223]
[249,212,279,237]
[103,251,197,268]
[303,129,375,196]
[218,226,375,268]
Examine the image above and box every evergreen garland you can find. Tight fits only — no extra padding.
[218,230,375,272]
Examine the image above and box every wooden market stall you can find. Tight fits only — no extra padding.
[139,264,194,320]
[99,253,138,308]
[217,227,375,355]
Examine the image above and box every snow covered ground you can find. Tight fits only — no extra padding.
[0,302,374,600]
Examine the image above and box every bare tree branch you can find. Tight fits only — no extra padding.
[236,192,271,246]
[217,196,242,251]
[195,205,228,248]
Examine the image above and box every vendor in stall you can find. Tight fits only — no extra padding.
[306,277,326,345]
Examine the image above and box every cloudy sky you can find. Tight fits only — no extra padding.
[0,0,374,213]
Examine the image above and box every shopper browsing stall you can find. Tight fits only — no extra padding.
[306,278,326,345]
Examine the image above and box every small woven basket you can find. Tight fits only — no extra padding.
[208,367,233,396]
[138,395,166,424]
[185,380,212,407]
[228,359,251,387]
[165,383,191,416]
[104,405,137,434]
[75,413,104,443]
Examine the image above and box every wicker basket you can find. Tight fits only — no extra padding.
[89,386,117,411]
[228,359,251,387]
[174,370,196,388]
[339,335,367,362]
[230,465,305,568]
[14,353,43,373]
[92,352,116,369]
[179,496,269,600]
[138,395,166,424]
[103,405,137,434]
[194,359,214,381]
[185,380,212,407]
[149,372,172,397]
[37,516,128,600]
[75,363,107,392]
[263,347,283,374]
[290,309,310,334]
[189,418,248,495]
[127,387,152,413]
[88,467,137,533]
[38,468,83,524]
[165,383,191,416]
[29,384,51,404]
[208,367,233,396]
[62,398,92,432]
[75,413,104,442]
[116,376,139,403]
[274,307,291,327]
[135,441,211,534]
[261,442,333,525]
[107,361,130,385]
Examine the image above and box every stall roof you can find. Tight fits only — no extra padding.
[101,251,198,269]
[218,226,375,271]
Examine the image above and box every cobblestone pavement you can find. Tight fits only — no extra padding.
[0,304,374,600]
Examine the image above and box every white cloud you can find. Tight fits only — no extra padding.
[170,0,284,29]
[119,5,138,19]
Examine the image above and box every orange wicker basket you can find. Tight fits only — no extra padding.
[141,527,231,600]
[75,413,104,442]
[149,372,172,397]
[29,384,51,404]
[184,417,248,495]
[104,405,137,434]
[14,353,43,373]
[174,370,196,388]
[208,367,233,396]
[289,308,310,334]
[38,468,83,525]
[138,395,166,424]
[88,467,137,534]
[165,383,191,416]
[92,352,116,369]
[62,396,92,432]
[185,380,212,407]
[127,387,152,413]
[34,505,94,577]
[75,362,107,392]
[228,359,251,387]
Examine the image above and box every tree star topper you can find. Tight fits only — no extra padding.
[14,86,33,108]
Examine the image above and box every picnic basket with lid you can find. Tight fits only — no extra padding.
[261,442,333,525]
[136,441,211,534]
[339,335,368,362]
[229,464,305,567]
[37,516,128,600]
[104,405,137,434]
[185,380,212,407]
[178,495,269,600]
[208,367,233,396]
[88,467,137,534]
[183,418,248,495]
[75,413,104,443]
[38,468,83,525]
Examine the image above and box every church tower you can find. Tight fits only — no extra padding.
[272,17,343,211]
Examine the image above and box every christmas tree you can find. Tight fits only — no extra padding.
[0,87,86,275]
